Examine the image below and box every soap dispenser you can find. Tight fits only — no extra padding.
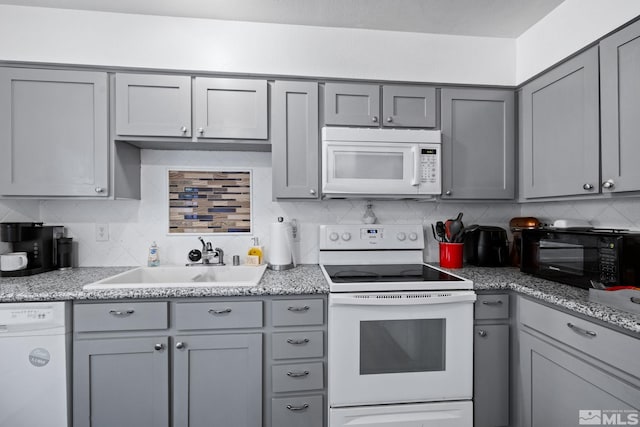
[247,237,263,265]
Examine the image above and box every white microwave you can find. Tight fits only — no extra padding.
[321,127,442,198]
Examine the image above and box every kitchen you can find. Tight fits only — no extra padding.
[1,1,640,426]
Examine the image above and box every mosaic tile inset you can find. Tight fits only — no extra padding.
[168,170,251,234]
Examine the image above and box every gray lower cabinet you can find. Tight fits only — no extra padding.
[441,88,515,200]
[520,46,600,199]
[0,67,109,197]
[271,81,320,199]
[600,18,640,194]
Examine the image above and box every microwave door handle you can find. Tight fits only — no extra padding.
[411,146,420,186]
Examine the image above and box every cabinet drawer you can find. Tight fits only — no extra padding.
[272,331,324,360]
[272,362,324,393]
[519,297,640,378]
[74,302,168,332]
[175,301,262,330]
[272,299,324,326]
[475,294,509,320]
[272,395,323,427]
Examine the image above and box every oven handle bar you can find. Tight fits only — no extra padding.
[330,291,476,306]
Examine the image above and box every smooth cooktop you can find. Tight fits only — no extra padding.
[323,263,465,283]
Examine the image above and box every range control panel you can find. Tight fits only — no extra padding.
[319,224,425,250]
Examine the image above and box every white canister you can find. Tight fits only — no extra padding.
[0,252,29,271]
[267,217,296,271]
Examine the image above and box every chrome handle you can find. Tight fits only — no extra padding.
[197,127,204,135]
[583,183,594,190]
[109,309,134,317]
[286,371,309,378]
[567,322,597,337]
[602,179,615,189]
[286,404,309,411]
[481,300,503,306]
[445,190,452,196]
[287,306,310,312]
[154,343,164,351]
[176,342,185,350]
[310,189,316,195]
[208,308,232,315]
[386,116,393,123]
[95,187,104,193]
[180,126,188,133]
[371,116,378,123]
[477,330,487,337]
[287,338,310,345]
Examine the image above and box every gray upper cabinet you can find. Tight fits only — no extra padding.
[115,73,192,137]
[600,19,640,194]
[520,46,600,199]
[382,85,436,127]
[194,77,268,139]
[272,81,319,199]
[441,88,515,199]
[0,67,109,197]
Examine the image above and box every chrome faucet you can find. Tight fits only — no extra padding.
[191,237,225,266]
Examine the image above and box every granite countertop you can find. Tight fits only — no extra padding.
[1,264,638,335]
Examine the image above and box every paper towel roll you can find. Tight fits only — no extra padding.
[268,218,296,270]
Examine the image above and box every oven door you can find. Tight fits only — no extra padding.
[328,291,476,407]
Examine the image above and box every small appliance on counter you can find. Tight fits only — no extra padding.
[509,217,540,267]
[464,226,509,267]
[0,222,65,277]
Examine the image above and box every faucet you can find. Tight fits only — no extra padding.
[193,237,225,266]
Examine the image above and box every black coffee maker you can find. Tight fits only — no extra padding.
[0,222,64,277]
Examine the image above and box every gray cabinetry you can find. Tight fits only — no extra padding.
[271,81,319,199]
[520,46,600,199]
[474,294,510,427]
[600,19,640,194]
[0,67,109,197]
[382,85,436,128]
[441,88,515,200]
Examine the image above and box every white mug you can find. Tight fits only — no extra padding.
[0,252,29,271]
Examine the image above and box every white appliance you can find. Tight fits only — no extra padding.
[321,127,441,198]
[320,224,475,427]
[0,301,71,427]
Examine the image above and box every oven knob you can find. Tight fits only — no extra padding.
[397,232,407,241]
[341,232,352,241]
[408,232,419,241]
[329,232,339,241]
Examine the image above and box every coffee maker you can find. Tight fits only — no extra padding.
[0,222,64,277]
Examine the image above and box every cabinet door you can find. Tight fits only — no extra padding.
[441,88,515,199]
[519,331,640,427]
[474,324,510,427]
[601,19,640,193]
[0,68,108,197]
[324,83,380,126]
[73,337,169,427]
[520,46,600,199]
[115,73,191,137]
[272,81,319,199]
[194,77,268,139]
[173,333,262,427]
[382,85,436,128]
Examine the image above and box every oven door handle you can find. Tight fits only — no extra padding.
[330,291,476,306]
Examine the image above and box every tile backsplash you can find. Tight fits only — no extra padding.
[2,149,640,266]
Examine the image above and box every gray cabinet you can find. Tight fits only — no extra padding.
[520,46,600,199]
[0,67,109,197]
[271,81,319,199]
[474,294,510,427]
[441,88,515,200]
[324,82,436,128]
[600,19,640,194]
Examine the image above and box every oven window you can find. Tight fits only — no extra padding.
[334,152,403,180]
[360,319,446,375]
[539,240,584,275]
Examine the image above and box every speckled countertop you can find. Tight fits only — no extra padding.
[1,264,639,335]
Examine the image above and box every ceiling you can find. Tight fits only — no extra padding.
[0,0,566,38]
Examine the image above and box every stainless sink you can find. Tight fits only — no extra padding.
[84,265,267,290]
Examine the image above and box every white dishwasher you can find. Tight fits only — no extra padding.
[0,301,71,427]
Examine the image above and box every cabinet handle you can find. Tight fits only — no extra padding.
[567,322,597,337]
[386,116,393,123]
[287,305,310,312]
[286,404,309,411]
[197,127,204,135]
[477,330,487,337]
[371,116,378,123]
[481,300,503,305]
[445,190,452,196]
[602,179,615,189]
[286,370,310,378]
[208,308,232,315]
[310,189,316,195]
[287,338,310,345]
[583,183,594,191]
[154,343,164,351]
[95,187,105,193]
[180,126,188,133]
[109,309,134,317]
[176,342,185,350]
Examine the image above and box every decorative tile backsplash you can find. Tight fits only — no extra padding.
[168,170,251,234]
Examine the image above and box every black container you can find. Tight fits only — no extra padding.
[0,222,43,242]
[464,226,509,267]
[57,237,73,270]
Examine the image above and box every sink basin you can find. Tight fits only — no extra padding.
[84,264,268,290]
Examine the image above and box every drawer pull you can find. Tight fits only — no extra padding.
[287,306,310,312]
[286,403,309,411]
[287,338,310,345]
[208,308,232,315]
[109,309,135,317]
[567,322,597,337]
[286,370,309,378]
[481,300,503,306]
[477,329,487,337]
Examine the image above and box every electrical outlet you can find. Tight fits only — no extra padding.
[95,223,109,242]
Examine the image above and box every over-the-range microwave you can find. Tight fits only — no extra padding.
[321,127,441,198]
